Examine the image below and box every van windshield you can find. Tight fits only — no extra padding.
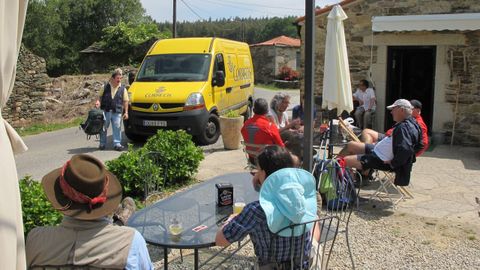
[136,54,211,82]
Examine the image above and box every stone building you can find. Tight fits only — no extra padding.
[295,0,480,146]
[2,45,50,126]
[250,36,301,84]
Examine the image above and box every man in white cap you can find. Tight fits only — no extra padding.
[341,99,423,186]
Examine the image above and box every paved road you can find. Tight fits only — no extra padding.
[15,87,299,180]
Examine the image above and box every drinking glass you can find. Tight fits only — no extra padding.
[233,197,246,214]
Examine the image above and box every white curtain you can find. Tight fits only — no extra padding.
[0,0,29,269]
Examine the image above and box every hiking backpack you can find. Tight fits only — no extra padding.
[80,109,104,139]
[313,158,357,210]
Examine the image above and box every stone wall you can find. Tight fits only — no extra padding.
[444,31,480,145]
[251,46,275,83]
[300,0,480,145]
[251,46,300,84]
[274,47,300,75]
[2,45,50,126]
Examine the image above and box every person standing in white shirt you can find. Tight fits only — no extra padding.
[353,79,376,129]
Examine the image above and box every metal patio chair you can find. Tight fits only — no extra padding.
[140,151,169,205]
[268,216,340,270]
[242,142,270,171]
[313,158,362,270]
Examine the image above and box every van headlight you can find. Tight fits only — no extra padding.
[184,93,206,111]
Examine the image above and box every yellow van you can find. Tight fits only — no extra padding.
[125,37,254,144]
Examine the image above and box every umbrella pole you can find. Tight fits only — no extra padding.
[302,0,316,171]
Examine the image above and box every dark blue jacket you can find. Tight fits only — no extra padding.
[390,116,422,186]
[100,83,125,113]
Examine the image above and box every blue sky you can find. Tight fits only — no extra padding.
[140,0,342,22]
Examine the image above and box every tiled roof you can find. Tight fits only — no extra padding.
[295,0,358,23]
[250,35,301,47]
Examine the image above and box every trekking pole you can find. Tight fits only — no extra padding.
[450,78,461,146]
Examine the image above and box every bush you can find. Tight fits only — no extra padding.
[20,176,62,236]
[223,110,241,118]
[277,66,299,81]
[106,130,204,200]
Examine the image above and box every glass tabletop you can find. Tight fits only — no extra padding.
[128,172,258,249]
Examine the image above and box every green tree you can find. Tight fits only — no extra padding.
[23,0,150,75]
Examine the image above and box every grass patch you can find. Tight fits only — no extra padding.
[467,235,476,241]
[255,83,298,91]
[16,117,84,137]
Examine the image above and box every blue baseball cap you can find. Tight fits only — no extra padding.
[259,168,317,237]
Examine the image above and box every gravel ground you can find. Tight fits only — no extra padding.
[150,205,480,269]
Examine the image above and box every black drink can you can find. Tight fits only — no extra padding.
[216,183,233,206]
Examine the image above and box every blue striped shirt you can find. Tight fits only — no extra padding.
[222,201,311,265]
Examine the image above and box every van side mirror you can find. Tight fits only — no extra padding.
[128,72,136,85]
[213,71,225,87]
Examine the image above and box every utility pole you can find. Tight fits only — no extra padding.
[173,0,177,38]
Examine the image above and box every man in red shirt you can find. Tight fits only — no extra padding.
[360,100,428,157]
[242,98,284,162]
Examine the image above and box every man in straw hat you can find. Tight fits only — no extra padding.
[216,146,321,268]
[25,154,153,269]
[341,99,423,186]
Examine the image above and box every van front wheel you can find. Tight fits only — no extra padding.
[197,114,220,145]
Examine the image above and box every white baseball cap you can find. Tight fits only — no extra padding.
[387,99,413,110]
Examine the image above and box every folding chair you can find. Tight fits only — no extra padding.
[369,170,414,208]
[267,216,340,270]
[313,158,362,270]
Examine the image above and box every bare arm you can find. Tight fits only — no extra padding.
[123,100,129,120]
[215,228,231,246]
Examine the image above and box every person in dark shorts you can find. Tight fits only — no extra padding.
[341,99,422,186]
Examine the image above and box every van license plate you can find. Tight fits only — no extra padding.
[143,120,167,127]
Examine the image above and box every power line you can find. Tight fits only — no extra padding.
[196,0,289,17]
[220,0,304,11]
[180,0,205,21]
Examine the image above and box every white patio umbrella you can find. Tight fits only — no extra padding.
[0,1,29,269]
[322,5,354,115]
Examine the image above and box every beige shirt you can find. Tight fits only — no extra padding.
[99,82,129,102]
[26,216,135,269]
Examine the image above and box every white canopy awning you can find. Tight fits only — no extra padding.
[372,13,480,32]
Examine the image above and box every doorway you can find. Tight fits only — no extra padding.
[385,46,436,132]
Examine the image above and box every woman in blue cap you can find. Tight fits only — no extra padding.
[216,145,320,269]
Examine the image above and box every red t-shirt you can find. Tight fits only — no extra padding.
[241,115,284,147]
[384,115,429,156]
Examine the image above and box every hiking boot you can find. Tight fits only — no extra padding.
[113,197,136,226]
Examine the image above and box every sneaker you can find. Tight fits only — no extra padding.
[99,145,106,150]
[114,145,124,151]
